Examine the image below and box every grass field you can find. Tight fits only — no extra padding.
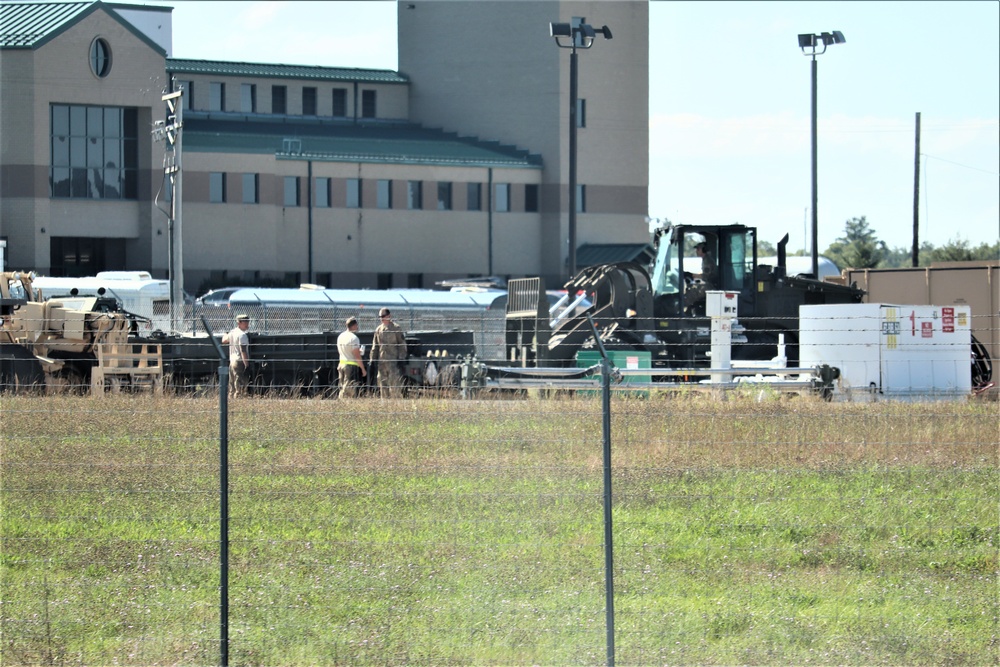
[2,393,997,666]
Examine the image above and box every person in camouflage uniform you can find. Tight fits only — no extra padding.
[369,307,406,398]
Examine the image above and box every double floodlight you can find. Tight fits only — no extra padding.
[798,30,845,55]
[550,20,612,48]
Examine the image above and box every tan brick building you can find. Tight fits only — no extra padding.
[0,0,649,291]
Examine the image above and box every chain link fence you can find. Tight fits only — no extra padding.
[2,381,997,666]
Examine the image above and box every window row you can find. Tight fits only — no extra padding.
[179,81,377,119]
[207,175,556,212]
[50,104,138,200]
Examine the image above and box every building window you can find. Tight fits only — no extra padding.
[576,184,586,213]
[347,178,361,208]
[525,184,539,212]
[209,172,226,203]
[361,90,376,118]
[49,237,124,277]
[178,81,193,110]
[209,82,225,111]
[576,98,586,128]
[284,176,300,207]
[315,177,330,207]
[437,182,452,211]
[495,183,510,212]
[272,85,287,114]
[407,181,422,210]
[332,88,347,117]
[377,180,392,209]
[50,104,138,200]
[302,87,317,115]
[467,183,481,211]
[240,84,256,113]
[90,37,112,78]
[242,173,258,204]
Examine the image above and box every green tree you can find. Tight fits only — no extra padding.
[881,242,936,268]
[824,216,887,270]
[925,237,1000,263]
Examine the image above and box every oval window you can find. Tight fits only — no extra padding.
[90,38,112,78]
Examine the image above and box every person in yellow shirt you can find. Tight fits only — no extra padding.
[336,316,367,398]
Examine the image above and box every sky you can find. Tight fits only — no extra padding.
[141,0,999,252]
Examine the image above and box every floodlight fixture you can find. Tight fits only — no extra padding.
[550,22,571,38]
[798,29,845,56]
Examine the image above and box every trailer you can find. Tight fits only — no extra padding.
[202,286,510,362]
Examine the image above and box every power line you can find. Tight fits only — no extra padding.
[921,153,999,175]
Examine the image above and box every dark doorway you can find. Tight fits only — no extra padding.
[49,237,125,276]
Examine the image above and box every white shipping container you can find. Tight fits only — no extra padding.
[800,303,972,400]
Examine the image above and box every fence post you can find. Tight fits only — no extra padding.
[601,356,616,667]
[585,313,616,667]
[218,364,229,667]
[201,316,230,667]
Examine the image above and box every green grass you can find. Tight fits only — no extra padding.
[2,394,997,665]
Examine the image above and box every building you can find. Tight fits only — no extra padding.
[0,0,649,292]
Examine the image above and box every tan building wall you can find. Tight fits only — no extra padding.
[170,72,408,120]
[398,0,649,282]
[179,151,542,289]
[0,7,167,274]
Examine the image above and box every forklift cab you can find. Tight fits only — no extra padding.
[650,224,757,317]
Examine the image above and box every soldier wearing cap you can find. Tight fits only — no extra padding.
[369,307,407,398]
[222,313,251,397]
[336,316,367,398]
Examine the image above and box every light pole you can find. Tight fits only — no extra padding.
[550,18,612,280]
[798,30,845,279]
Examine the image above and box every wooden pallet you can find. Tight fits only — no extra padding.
[91,343,163,395]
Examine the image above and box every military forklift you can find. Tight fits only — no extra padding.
[506,223,866,373]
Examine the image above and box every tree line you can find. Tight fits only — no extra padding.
[761,216,999,271]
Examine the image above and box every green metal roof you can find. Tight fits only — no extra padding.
[182,114,542,169]
[577,243,654,268]
[167,58,407,85]
[1,1,89,48]
[0,1,165,53]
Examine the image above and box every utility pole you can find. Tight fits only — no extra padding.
[153,82,185,332]
[912,112,921,267]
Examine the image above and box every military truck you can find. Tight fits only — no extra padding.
[0,271,135,391]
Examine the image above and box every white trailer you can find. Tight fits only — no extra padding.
[799,303,973,400]
[31,272,172,333]
[213,287,509,361]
